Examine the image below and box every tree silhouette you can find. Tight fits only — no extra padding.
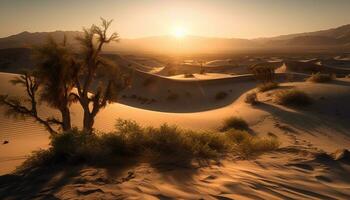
[0,36,77,135]
[0,72,58,135]
[33,36,76,131]
[0,18,130,135]
[72,18,131,133]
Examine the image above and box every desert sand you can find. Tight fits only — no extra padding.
[1,70,350,199]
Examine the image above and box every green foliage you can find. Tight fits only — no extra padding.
[220,117,249,131]
[258,82,279,92]
[307,72,334,83]
[274,89,313,106]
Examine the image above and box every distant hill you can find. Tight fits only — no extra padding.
[257,24,350,47]
[0,24,350,53]
[0,31,81,49]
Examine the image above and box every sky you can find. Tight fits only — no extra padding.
[0,0,350,39]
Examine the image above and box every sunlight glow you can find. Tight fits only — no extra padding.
[172,26,187,38]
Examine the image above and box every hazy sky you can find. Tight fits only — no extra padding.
[1,0,350,38]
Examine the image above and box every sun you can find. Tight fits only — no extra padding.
[172,26,187,38]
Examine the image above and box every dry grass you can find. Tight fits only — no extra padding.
[307,72,334,83]
[245,92,258,105]
[17,119,280,172]
[274,89,312,106]
[258,82,279,92]
[220,117,249,131]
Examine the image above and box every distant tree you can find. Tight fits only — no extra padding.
[72,18,131,133]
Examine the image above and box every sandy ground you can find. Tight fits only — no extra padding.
[0,72,350,199]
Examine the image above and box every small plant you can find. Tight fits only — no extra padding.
[307,72,334,83]
[167,93,179,101]
[245,92,258,105]
[184,73,195,78]
[258,82,279,92]
[220,117,249,131]
[274,89,312,106]
[215,91,228,100]
[225,129,280,158]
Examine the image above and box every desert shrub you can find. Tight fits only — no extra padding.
[215,91,228,100]
[236,135,279,158]
[225,130,279,158]
[220,117,249,131]
[307,72,334,83]
[245,92,258,105]
[18,120,280,171]
[167,93,179,101]
[16,149,56,173]
[225,129,251,143]
[258,82,279,92]
[251,65,276,84]
[184,73,195,78]
[274,89,312,106]
[50,129,101,160]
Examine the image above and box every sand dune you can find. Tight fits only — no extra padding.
[1,71,350,199]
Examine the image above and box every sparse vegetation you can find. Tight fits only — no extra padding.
[274,89,313,106]
[17,119,279,172]
[307,72,334,83]
[215,91,228,100]
[184,73,195,78]
[245,92,258,105]
[225,129,280,157]
[251,65,276,84]
[220,116,249,131]
[258,82,279,92]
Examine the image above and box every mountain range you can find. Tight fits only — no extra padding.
[0,24,350,54]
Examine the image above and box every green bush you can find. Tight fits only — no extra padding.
[220,117,249,131]
[274,89,312,106]
[258,82,279,92]
[307,72,334,83]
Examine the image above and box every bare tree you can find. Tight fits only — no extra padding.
[72,18,131,133]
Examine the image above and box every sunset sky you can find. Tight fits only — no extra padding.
[1,0,350,39]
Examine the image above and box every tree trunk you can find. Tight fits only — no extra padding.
[83,111,94,133]
[60,106,71,131]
